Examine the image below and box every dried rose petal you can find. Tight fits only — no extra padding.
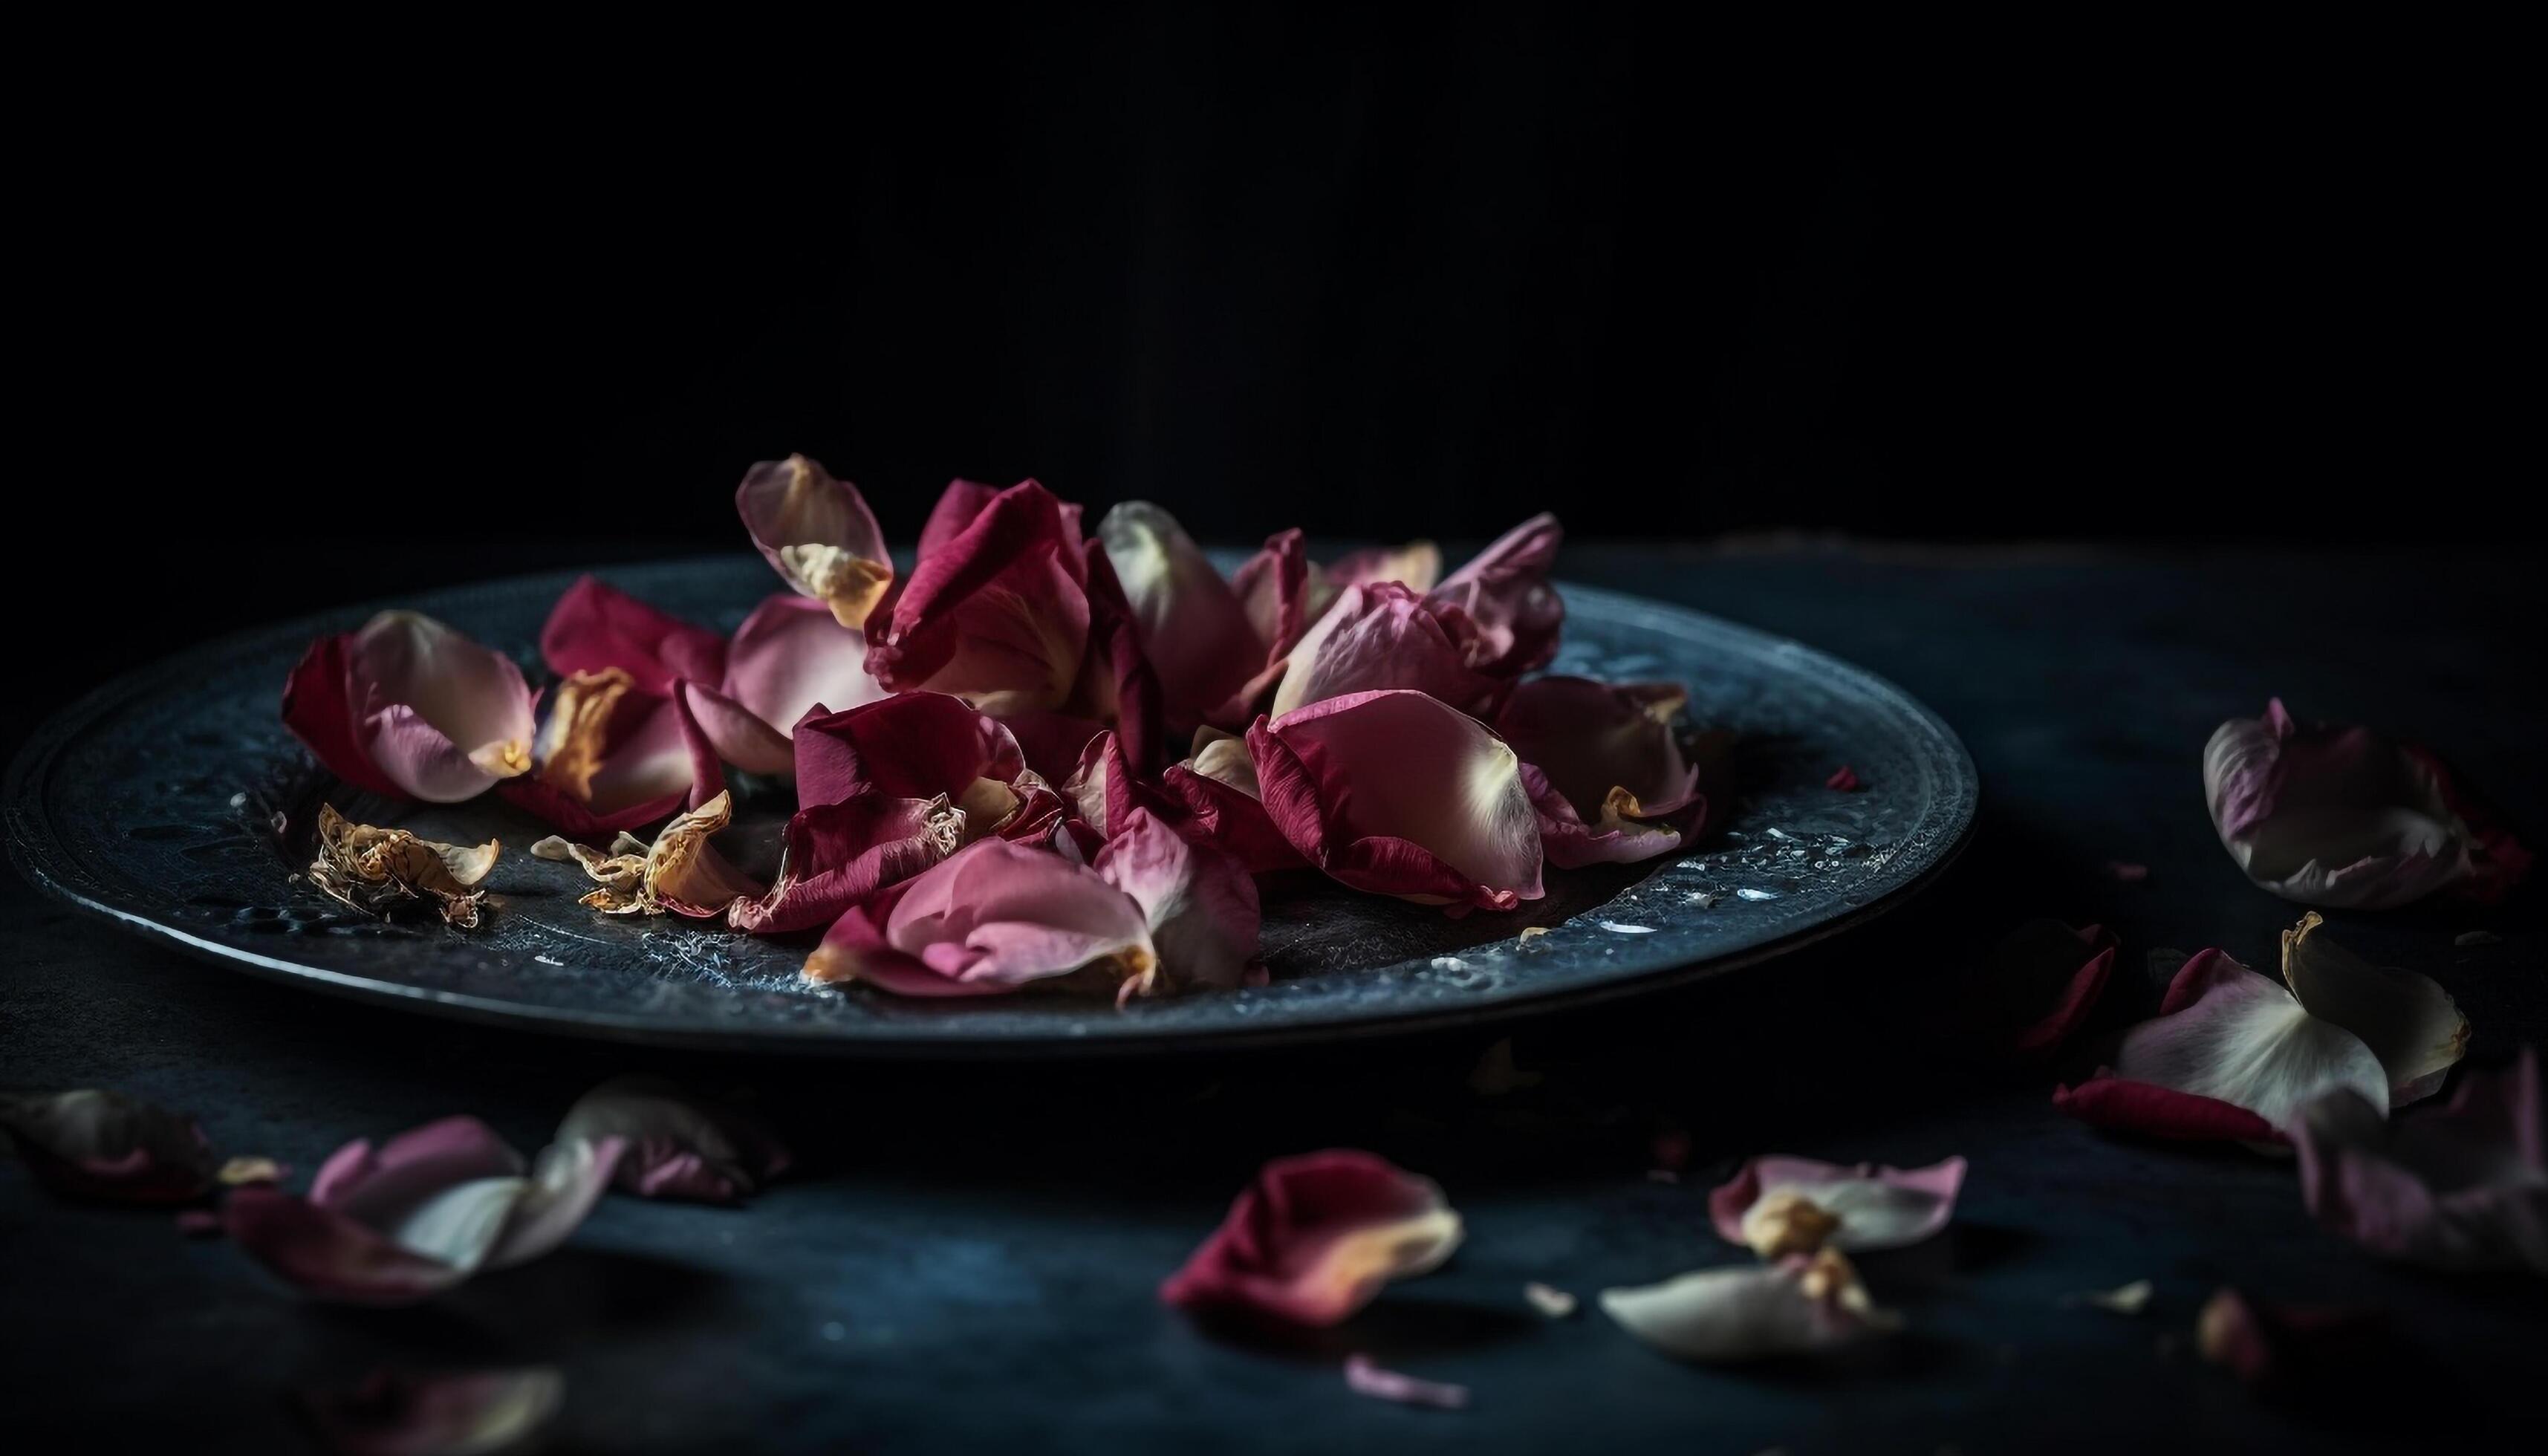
[539,576,727,697]
[1268,582,1499,718]
[299,1366,564,1456]
[1250,690,1544,911]
[1423,513,1564,678]
[1097,501,1262,730]
[283,612,537,803]
[536,790,763,918]
[1093,808,1263,998]
[225,1117,624,1304]
[0,1089,217,1204]
[707,594,891,768]
[556,1076,789,1205]
[727,796,960,935]
[1826,765,1862,792]
[1708,1155,1967,1255]
[500,669,724,838]
[1342,1354,1470,1411]
[2206,699,2526,909]
[1160,728,1309,874]
[802,838,1157,1000]
[1231,528,1313,663]
[1522,764,1683,868]
[1160,1150,1463,1327]
[736,454,892,627]
[2292,1047,2547,1273]
[309,805,500,929]
[792,692,1027,813]
[866,480,1093,715]
[1493,677,1700,831]
[1600,1249,1899,1363]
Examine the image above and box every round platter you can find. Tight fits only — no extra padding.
[6,557,1976,1056]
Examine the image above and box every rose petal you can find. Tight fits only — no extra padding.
[308,805,499,929]
[793,692,1026,810]
[736,454,892,627]
[550,791,764,917]
[1492,677,1700,828]
[1522,763,1684,868]
[2205,699,2482,909]
[2293,1047,2547,1273]
[299,1366,565,1456]
[1250,690,1544,911]
[802,838,1156,999]
[1160,729,1310,874]
[343,612,538,802]
[728,795,960,935]
[1965,920,2117,1060]
[2279,911,2468,1105]
[1320,539,1443,605]
[282,634,409,799]
[557,1076,790,1206]
[676,681,796,778]
[1231,528,1312,660]
[1094,808,1263,995]
[866,480,1091,715]
[0,1089,217,1204]
[500,672,724,836]
[1707,1155,1968,1254]
[1269,583,1498,718]
[1342,1354,1469,1411]
[1097,501,1261,729]
[1600,1249,1898,1363]
[1425,513,1564,677]
[1826,764,1862,792]
[2052,1074,2284,1144]
[917,478,1004,559]
[1160,1150,1463,1327]
[539,576,727,695]
[721,595,890,753]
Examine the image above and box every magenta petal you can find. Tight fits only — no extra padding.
[1270,582,1498,718]
[539,576,728,695]
[729,796,955,935]
[1524,764,1684,868]
[501,683,724,838]
[917,478,1004,559]
[866,481,1092,713]
[1160,1151,1464,1327]
[1252,691,1544,911]
[1161,762,1307,874]
[735,454,892,625]
[282,634,409,799]
[1097,501,1261,730]
[2053,1073,2284,1145]
[724,595,890,746]
[1706,1155,1967,1252]
[2294,1048,2548,1273]
[793,692,1026,807]
[1494,676,1700,825]
[1343,1354,1470,1411]
[224,1188,476,1305]
[1095,809,1264,993]
[1231,527,1311,660]
[675,680,796,777]
[1966,920,2118,1060]
[803,838,1154,998]
[299,1367,565,1456]
[0,1089,217,1205]
[309,1115,524,1212]
[559,1076,789,1206]
[1426,513,1564,677]
[346,613,539,802]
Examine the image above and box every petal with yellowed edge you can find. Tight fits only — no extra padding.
[1601,1249,1899,1363]
[728,795,960,935]
[539,576,727,695]
[721,594,891,750]
[736,454,894,627]
[1096,501,1260,729]
[803,838,1156,999]
[1707,1155,1968,1255]
[2281,911,2469,1105]
[1494,676,1700,827]
[282,612,536,802]
[501,669,725,837]
[1160,1150,1463,1327]
[1269,582,1499,718]
[1426,513,1564,677]
[1094,808,1263,994]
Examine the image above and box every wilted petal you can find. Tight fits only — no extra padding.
[308,805,500,929]
[1231,528,1311,659]
[1251,690,1544,911]
[803,838,1156,999]
[721,595,891,753]
[1708,1156,1967,1255]
[282,634,409,799]
[1098,501,1260,729]
[1158,728,1306,874]
[1319,539,1443,604]
[1426,513,1564,677]
[545,791,764,918]
[728,795,960,935]
[793,692,1026,810]
[501,671,724,837]
[558,1076,789,1206]
[2280,911,2468,1105]
[917,478,1004,559]
[287,614,537,803]
[1269,583,1497,719]
[1523,764,1683,868]
[0,1089,216,1204]
[736,454,893,627]
[1965,920,2118,1060]
[299,1366,564,1456]
[2052,1074,2282,1143]
[1160,1151,1463,1327]
[2293,1048,2547,1273]
[2204,699,2509,909]
[1095,809,1263,995]
[1601,1249,1898,1363]
[866,480,1091,715]
[676,681,796,778]
[1494,677,1700,828]
[539,576,727,695]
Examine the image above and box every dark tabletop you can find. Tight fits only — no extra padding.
[4,542,2542,1454]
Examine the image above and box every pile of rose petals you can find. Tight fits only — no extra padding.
[281,458,1706,999]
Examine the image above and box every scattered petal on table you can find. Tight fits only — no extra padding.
[2280,911,2469,1106]
[2292,1047,2547,1273]
[1708,1156,1968,1255]
[1523,1281,1578,1318]
[299,1365,564,1456]
[0,1088,217,1204]
[1602,1249,1899,1363]
[1826,765,1862,792]
[736,454,892,627]
[1160,1150,1463,1327]
[557,1076,790,1205]
[1343,1354,1470,1411]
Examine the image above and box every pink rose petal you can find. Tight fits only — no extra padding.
[793,692,1027,810]
[1160,1151,1463,1327]
[1706,1155,1968,1253]
[1425,513,1564,678]
[1522,763,1685,868]
[728,796,957,935]
[500,674,724,838]
[1966,920,2117,1061]
[866,480,1092,715]
[1269,582,1498,719]
[286,614,537,803]
[802,838,1156,999]
[1343,1354,1470,1411]
[557,1076,790,1206]
[719,594,890,759]
[539,576,727,696]
[1826,765,1862,792]
[735,454,892,627]
[1094,809,1264,995]
[1494,677,1700,828]
[1097,501,1261,732]
[2293,1047,2547,1273]
[1600,1249,1899,1362]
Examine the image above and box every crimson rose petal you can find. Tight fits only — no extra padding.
[538,576,727,696]
[1160,1151,1463,1327]
[285,613,536,802]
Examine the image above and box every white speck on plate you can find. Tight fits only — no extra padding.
[1735,888,1781,902]
[1431,955,1470,971]
[533,954,565,966]
[1598,921,1658,935]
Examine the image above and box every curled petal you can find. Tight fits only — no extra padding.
[1269,583,1497,719]
[1601,1249,1899,1363]
[308,805,499,929]
[728,795,960,935]
[866,481,1091,715]
[501,672,724,837]
[1493,677,1700,827]
[0,1089,216,1204]
[1161,729,1308,874]
[803,838,1155,999]
[286,614,537,803]
[917,478,1004,559]
[1524,764,1683,868]
[1426,513,1564,677]
[1160,1151,1463,1327]
[1966,920,2118,1060]
[2293,1048,2547,1273]
[736,454,893,627]
[1231,528,1311,660]
[299,1366,565,1456]
[2281,911,2468,1105]
[721,595,890,754]
[1318,539,1443,615]
[557,1076,790,1205]
[539,576,727,695]
[1098,501,1260,729]
[282,634,407,799]
[539,791,764,918]
[1251,691,1544,911]
[2053,1074,2282,1143]
[1708,1155,1968,1255]
[2204,699,2504,909]
[675,681,795,779]
[1095,809,1263,995]
[793,692,1025,810]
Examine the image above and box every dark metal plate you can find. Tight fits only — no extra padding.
[6,558,1975,1055]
